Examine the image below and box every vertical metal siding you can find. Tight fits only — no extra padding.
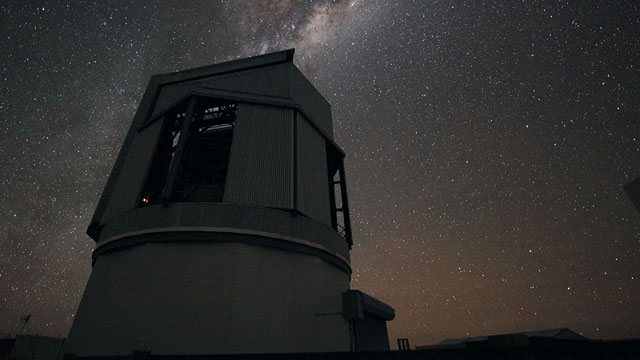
[224,103,293,208]
[297,113,332,226]
[101,119,164,222]
[93,58,338,238]
[291,67,333,138]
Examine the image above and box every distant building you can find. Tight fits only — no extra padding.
[342,291,396,351]
[0,338,15,360]
[416,328,588,350]
[2,335,64,360]
[64,49,394,356]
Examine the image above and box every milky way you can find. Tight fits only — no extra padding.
[1,0,639,347]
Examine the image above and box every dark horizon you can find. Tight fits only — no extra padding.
[0,1,638,347]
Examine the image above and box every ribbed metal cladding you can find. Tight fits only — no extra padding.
[297,113,332,227]
[101,118,164,222]
[223,103,293,209]
[291,67,333,138]
[97,203,350,265]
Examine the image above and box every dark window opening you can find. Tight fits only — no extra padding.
[174,100,236,202]
[332,172,346,233]
[139,100,189,206]
[327,142,352,248]
[139,97,236,207]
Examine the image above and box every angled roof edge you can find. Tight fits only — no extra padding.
[435,328,587,346]
[87,74,164,240]
[290,65,332,109]
[345,290,395,320]
[156,49,295,86]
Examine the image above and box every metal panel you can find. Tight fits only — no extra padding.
[193,62,292,99]
[224,103,293,209]
[355,316,391,351]
[149,83,193,120]
[101,119,164,222]
[97,202,350,266]
[291,67,333,138]
[297,113,332,226]
[158,49,294,86]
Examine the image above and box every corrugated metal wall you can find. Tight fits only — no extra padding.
[297,113,332,227]
[101,118,164,222]
[224,103,293,209]
[95,58,337,239]
[291,67,333,138]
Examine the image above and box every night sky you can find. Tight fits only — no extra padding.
[1,0,639,347]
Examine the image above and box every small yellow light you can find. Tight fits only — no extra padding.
[142,197,149,204]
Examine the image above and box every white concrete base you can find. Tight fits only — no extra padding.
[65,240,351,356]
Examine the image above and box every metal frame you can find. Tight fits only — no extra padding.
[337,161,353,248]
[139,88,345,157]
[161,97,197,204]
[89,49,351,249]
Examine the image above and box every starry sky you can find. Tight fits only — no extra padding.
[1,0,639,347]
